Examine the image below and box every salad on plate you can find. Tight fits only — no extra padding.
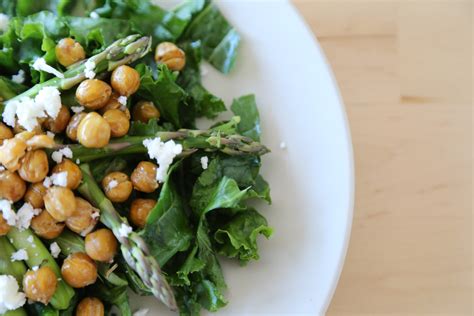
[0,1,272,315]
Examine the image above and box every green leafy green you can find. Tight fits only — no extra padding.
[0,76,28,101]
[91,281,132,316]
[231,94,261,141]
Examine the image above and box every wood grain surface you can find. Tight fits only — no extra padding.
[292,1,473,315]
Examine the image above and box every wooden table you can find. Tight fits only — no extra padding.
[292,1,473,315]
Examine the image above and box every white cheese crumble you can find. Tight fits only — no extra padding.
[16,203,41,231]
[118,223,132,238]
[11,249,28,261]
[50,172,68,187]
[11,70,25,84]
[91,211,100,219]
[32,58,64,79]
[0,199,15,226]
[200,156,209,170]
[0,13,9,33]
[117,96,127,106]
[108,180,118,190]
[71,106,84,114]
[84,60,96,79]
[46,131,55,139]
[0,275,26,314]
[143,137,183,183]
[50,242,61,258]
[51,147,73,163]
[27,236,34,243]
[133,309,149,316]
[75,159,81,164]
[32,266,39,271]
[43,176,52,188]
[0,166,4,172]
[279,141,287,150]
[89,12,99,19]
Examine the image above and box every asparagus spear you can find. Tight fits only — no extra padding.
[62,126,270,163]
[7,228,75,310]
[0,237,28,316]
[77,164,177,311]
[2,34,151,106]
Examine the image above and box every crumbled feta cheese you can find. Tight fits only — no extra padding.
[32,58,64,78]
[16,203,41,231]
[279,141,287,150]
[117,96,127,106]
[107,180,118,190]
[75,159,81,164]
[50,172,68,187]
[71,106,84,114]
[200,156,209,170]
[14,97,42,131]
[0,13,9,33]
[11,70,25,84]
[50,242,61,258]
[11,249,28,261]
[32,266,39,271]
[143,137,183,182]
[118,223,132,238]
[0,275,26,314]
[27,236,34,243]
[89,12,99,19]
[51,147,73,163]
[35,86,62,119]
[84,60,96,79]
[91,211,100,219]
[0,166,5,172]
[0,199,15,226]
[46,131,55,139]
[43,176,52,188]
[133,309,149,316]
[2,99,18,127]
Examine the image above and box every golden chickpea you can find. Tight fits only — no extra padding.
[13,122,43,135]
[62,253,97,288]
[24,182,48,209]
[26,134,56,151]
[66,112,87,142]
[0,122,13,145]
[85,228,118,262]
[0,213,11,236]
[103,109,130,138]
[110,65,140,97]
[132,101,160,123]
[52,159,82,190]
[155,42,186,71]
[18,150,49,183]
[0,170,26,202]
[0,137,27,171]
[43,105,71,133]
[66,197,99,236]
[77,112,111,148]
[44,186,76,221]
[76,79,112,110]
[130,199,155,228]
[76,297,105,316]
[55,38,86,67]
[23,266,58,304]
[30,210,65,239]
[131,161,159,193]
[101,171,132,202]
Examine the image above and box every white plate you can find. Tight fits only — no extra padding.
[135,1,354,314]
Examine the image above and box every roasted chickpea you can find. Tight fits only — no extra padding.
[44,186,76,221]
[62,252,97,288]
[30,210,65,239]
[55,38,86,67]
[52,159,82,190]
[130,199,155,228]
[131,161,159,193]
[23,266,58,304]
[103,109,130,138]
[66,197,99,236]
[110,65,140,97]
[0,137,27,171]
[44,105,71,133]
[101,172,132,202]
[0,123,13,145]
[77,112,111,148]
[132,101,160,123]
[76,297,105,316]
[26,134,56,151]
[66,112,87,142]
[24,182,48,209]
[18,150,49,183]
[13,122,43,135]
[85,228,117,262]
[155,42,186,71]
[76,79,112,110]
[0,170,26,202]
[0,213,11,236]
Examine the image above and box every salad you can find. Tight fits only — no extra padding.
[0,0,272,315]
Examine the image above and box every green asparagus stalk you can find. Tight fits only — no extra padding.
[77,164,177,311]
[62,124,270,163]
[2,34,151,106]
[0,237,28,316]
[7,228,75,310]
